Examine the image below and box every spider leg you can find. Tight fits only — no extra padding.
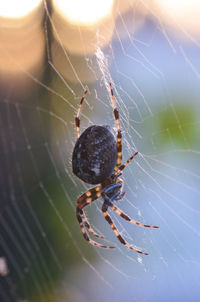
[105,199,159,229]
[75,89,87,138]
[109,83,122,169]
[77,208,114,249]
[81,210,105,239]
[115,152,138,175]
[102,196,148,255]
[103,182,158,228]
[76,186,115,249]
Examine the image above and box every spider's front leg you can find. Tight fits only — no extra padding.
[102,183,159,229]
[76,186,115,249]
[101,182,158,254]
[101,195,148,255]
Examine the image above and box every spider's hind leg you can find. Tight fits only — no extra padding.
[76,208,115,249]
[107,202,159,229]
[76,185,115,249]
[102,184,158,229]
[101,200,148,255]
[81,210,105,239]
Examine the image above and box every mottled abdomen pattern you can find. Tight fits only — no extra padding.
[72,125,117,184]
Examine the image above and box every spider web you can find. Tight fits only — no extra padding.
[1,1,200,301]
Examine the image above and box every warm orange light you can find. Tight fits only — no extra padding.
[153,0,200,40]
[53,0,114,26]
[51,0,115,56]
[0,0,45,98]
[0,0,42,18]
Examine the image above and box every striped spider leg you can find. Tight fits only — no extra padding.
[101,182,158,255]
[73,85,159,254]
[76,153,158,254]
[75,89,87,138]
[76,185,115,249]
[109,83,122,169]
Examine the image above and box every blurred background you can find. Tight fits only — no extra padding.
[0,0,200,301]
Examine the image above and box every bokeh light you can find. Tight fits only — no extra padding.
[0,0,45,97]
[53,0,114,26]
[153,0,200,39]
[0,0,42,18]
[52,0,115,56]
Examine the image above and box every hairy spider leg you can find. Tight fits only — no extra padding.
[107,200,159,229]
[115,151,139,175]
[103,183,159,228]
[101,196,148,255]
[76,185,115,249]
[109,83,122,169]
[81,210,105,239]
[75,89,87,138]
[76,208,113,249]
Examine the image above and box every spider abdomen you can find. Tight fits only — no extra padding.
[72,125,118,184]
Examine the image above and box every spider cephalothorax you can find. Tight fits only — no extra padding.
[72,83,158,255]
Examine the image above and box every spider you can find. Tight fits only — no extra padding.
[72,83,158,255]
